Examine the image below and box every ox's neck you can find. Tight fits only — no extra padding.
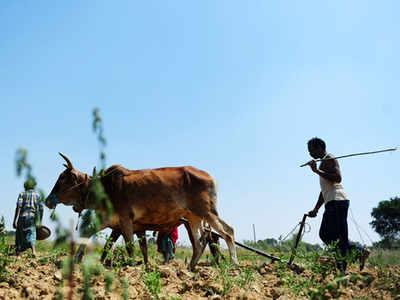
[72,171,92,213]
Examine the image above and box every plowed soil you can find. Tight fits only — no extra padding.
[0,252,399,299]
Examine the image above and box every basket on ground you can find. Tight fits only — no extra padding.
[36,225,51,240]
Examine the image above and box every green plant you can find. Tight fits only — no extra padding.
[368,249,400,266]
[82,254,104,300]
[215,258,236,295]
[120,277,130,300]
[0,217,13,282]
[105,271,114,293]
[236,265,255,290]
[56,280,64,300]
[143,268,162,299]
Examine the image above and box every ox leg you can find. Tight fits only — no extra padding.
[136,231,148,265]
[187,217,207,271]
[182,219,198,268]
[101,229,121,264]
[121,225,135,260]
[183,220,195,253]
[205,214,238,264]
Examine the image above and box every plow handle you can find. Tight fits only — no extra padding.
[288,214,308,265]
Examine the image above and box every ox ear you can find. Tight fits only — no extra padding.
[92,167,97,176]
[59,152,73,169]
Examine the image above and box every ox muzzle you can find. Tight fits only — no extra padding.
[45,194,59,209]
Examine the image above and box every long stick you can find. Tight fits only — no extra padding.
[300,147,397,167]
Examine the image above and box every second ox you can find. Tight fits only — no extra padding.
[45,153,237,270]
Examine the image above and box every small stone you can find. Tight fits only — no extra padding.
[39,288,49,296]
[159,266,172,278]
[0,282,9,289]
[208,282,223,294]
[23,286,32,297]
[270,288,280,299]
[53,271,62,281]
[177,269,193,280]
[259,267,267,275]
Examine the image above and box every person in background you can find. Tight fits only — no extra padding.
[13,178,43,258]
[156,227,179,263]
[306,137,370,271]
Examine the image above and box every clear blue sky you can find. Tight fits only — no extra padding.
[1,1,399,247]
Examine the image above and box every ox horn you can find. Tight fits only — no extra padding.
[59,152,74,169]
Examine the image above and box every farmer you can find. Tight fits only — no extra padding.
[306,137,369,271]
[12,178,43,258]
[156,227,179,263]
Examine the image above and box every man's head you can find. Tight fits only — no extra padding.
[24,178,37,191]
[307,137,326,159]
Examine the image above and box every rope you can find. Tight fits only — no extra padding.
[348,208,375,245]
[64,166,122,192]
[278,220,311,254]
[349,208,365,245]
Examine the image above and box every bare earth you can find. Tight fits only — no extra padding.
[1,254,399,300]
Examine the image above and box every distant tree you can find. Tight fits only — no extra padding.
[370,197,400,248]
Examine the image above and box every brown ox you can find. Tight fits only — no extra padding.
[45,153,238,269]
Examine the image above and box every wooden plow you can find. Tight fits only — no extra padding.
[204,214,309,271]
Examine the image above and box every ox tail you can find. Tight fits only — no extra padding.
[209,177,219,216]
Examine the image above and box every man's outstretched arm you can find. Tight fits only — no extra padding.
[308,192,324,217]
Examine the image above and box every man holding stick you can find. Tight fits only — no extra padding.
[306,137,369,271]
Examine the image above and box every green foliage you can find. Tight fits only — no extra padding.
[15,148,32,178]
[236,265,255,290]
[0,217,13,282]
[0,217,4,234]
[50,210,69,247]
[105,271,114,293]
[92,107,107,169]
[120,277,130,300]
[56,280,64,300]
[143,268,162,299]
[215,258,236,295]
[80,108,113,238]
[244,235,322,254]
[82,254,104,300]
[373,263,400,297]
[368,249,400,266]
[15,148,38,191]
[370,197,400,248]
[15,148,45,227]
[80,174,113,238]
[80,210,101,238]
